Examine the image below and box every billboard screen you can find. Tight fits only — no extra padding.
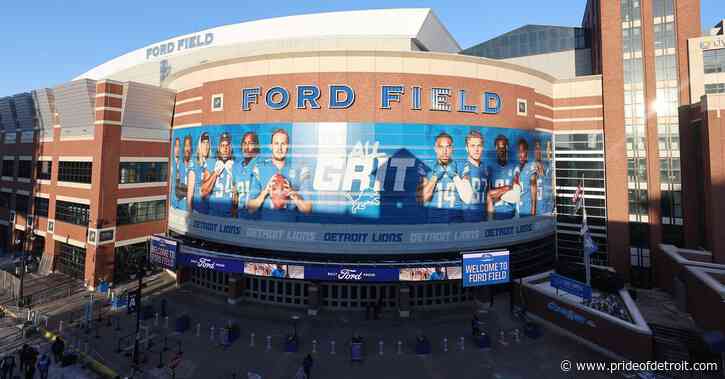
[462,250,510,287]
[398,266,462,281]
[168,122,554,254]
[149,235,177,269]
[244,262,305,279]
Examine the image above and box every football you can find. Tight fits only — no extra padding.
[270,173,290,209]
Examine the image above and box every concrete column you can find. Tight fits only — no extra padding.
[227,274,245,305]
[84,244,114,289]
[307,283,319,316]
[398,285,410,318]
[176,267,190,287]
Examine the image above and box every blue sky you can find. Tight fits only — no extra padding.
[0,0,721,97]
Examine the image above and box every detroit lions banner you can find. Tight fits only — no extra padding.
[168,122,554,254]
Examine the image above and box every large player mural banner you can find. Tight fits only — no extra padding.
[168,122,554,254]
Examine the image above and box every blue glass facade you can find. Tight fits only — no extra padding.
[461,25,589,60]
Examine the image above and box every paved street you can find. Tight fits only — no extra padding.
[0,272,626,379]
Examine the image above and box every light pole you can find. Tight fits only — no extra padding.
[131,252,146,370]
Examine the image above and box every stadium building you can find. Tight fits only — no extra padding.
[1,3,724,327]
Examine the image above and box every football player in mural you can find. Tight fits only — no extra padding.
[189,132,212,215]
[231,132,260,218]
[171,137,180,209]
[513,138,538,217]
[175,135,194,212]
[417,132,473,222]
[247,128,312,220]
[201,132,235,217]
[543,139,556,214]
[487,134,517,219]
[533,139,553,215]
[460,130,490,222]
[428,266,446,281]
[271,264,287,278]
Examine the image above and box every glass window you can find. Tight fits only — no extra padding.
[55,200,90,226]
[2,160,15,177]
[704,48,725,74]
[56,242,86,280]
[34,197,49,217]
[705,83,725,94]
[58,161,92,184]
[36,161,52,180]
[114,242,148,284]
[117,199,166,225]
[17,161,31,179]
[119,162,168,184]
[14,194,28,215]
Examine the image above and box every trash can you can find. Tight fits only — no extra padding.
[175,314,190,333]
[351,342,363,362]
[476,332,491,348]
[524,322,541,339]
[415,337,431,355]
[284,335,298,352]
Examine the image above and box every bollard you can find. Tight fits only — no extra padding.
[499,329,507,346]
[58,320,63,334]
[154,312,159,327]
[443,337,448,353]
[164,316,169,329]
[161,298,168,318]
[513,329,521,343]
[210,325,216,341]
[378,340,384,356]
[266,336,272,352]
[458,336,465,351]
[330,340,336,355]
[397,340,402,355]
[249,332,255,348]
[311,339,317,354]
[157,349,164,368]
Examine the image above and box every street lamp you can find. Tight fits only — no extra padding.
[131,238,157,372]
[291,315,300,338]
[131,252,147,371]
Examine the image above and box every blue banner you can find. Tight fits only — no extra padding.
[149,235,178,269]
[177,246,244,274]
[550,272,592,300]
[168,122,555,255]
[304,265,399,282]
[461,250,510,287]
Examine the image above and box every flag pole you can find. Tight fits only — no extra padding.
[582,174,591,287]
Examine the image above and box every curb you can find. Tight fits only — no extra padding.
[2,304,120,379]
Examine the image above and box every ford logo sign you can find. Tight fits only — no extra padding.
[337,269,364,280]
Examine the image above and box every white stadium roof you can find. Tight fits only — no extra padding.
[76,8,461,85]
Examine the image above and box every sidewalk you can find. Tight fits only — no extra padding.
[27,273,624,379]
